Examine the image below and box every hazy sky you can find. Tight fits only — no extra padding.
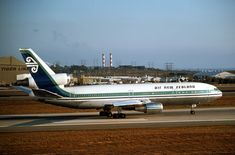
[0,0,234,69]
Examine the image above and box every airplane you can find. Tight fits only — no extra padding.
[18,48,222,118]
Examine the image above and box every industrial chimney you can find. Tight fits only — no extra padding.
[102,53,106,67]
[110,53,113,67]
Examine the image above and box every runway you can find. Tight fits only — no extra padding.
[0,107,235,132]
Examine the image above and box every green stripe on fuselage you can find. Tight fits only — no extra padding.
[63,89,217,99]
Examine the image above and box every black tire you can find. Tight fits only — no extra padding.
[190,110,195,115]
[113,113,119,119]
[120,113,126,118]
[107,112,113,118]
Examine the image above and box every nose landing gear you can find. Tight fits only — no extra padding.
[190,104,197,115]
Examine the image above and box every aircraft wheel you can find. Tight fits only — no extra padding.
[190,110,195,115]
[120,113,126,118]
[107,112,113,118]
[113,113,119,119]
[113,113,126,119]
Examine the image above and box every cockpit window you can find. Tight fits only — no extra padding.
[214,88,219,91]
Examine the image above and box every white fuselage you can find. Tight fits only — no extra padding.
[47,82,222,109]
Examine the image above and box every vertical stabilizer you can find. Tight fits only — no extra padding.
[19,48,57,90]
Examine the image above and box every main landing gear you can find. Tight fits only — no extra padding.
[99,106,126,119]
[113,107,126,118]
[190,104,197,115]
[99,111,113,117]
[113,113,126,119]
[99,105,113,117]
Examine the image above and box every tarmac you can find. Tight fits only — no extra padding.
[0,107,235,132]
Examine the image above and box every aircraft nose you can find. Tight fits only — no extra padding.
[216,89,223,97]
[219,90,223,96]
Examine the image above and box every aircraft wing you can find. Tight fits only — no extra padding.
[112,98,151,107]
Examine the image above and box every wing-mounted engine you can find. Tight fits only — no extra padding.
[113,99,163,114]
[135,102,163,114]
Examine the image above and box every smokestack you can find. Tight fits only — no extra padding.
[102,53,106,67]
[110,53,113,67]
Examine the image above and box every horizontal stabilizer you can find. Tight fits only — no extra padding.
[14,86,34,96]
[32,89,62,98]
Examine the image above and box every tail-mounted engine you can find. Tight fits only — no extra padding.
[29,73,71,88]
[17,73,72,88]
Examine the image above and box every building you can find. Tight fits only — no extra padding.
[0,56,28,85]
[79,75,106,85]
[215,71,235,79]
[193,70,221,80]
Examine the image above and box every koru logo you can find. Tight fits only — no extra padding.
[25,57,38,73]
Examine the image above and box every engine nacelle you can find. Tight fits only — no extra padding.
[51,73,71,86]
[28,73,71,88]
[135,102,163,114]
